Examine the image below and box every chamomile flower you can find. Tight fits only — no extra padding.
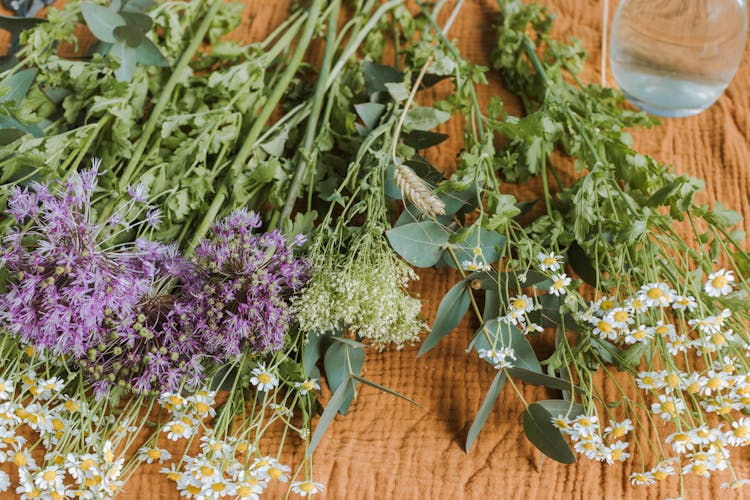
[34,466,64,490]
[592,318,617,340]
[508,294,534,314]
[0,470,8,491]
[549,273,571,296]
[478,347,516,370]
[294,379,320,396]
[164,419,195,441]
[606,307,633,328]
[638,282,673,308]
[138,447,171,464]
[726,418,750,446]
[521,323,543,335]
[0,379,13,401]
[290,480,324,497]
[593,296,617,314]
[601,441,630,464]
[704,269,734,297]
[721,479,750,489]
[603,419,634,439]
[650,460,676,481]
[629,471,655,485]
[625,297,647,313]
[537,252,562,272]
[665,335,691,356]
[700,371,731,397]
[672,294,698,312]
[665,431,696,454]
[624,324,653,344]
[250,365,279,392]
[651,394,686,420]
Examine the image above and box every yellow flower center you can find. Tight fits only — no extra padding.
[697,429,711,438]
[512,299,527,311]
[633,329,646,339]
[28,489,41,498]
[211,483,226,492]
[711,333,726,346]
[200,465,214,477]
[653,471,668,481]
[665,374,680,388]
[641,376,654,386]
[687,381,701,394]
[613,311,629,322]
[236,442,248,454]
[597,321,613,333]
[674,433,690,442]
[13,451,27,467]
[707,377,723,390]
[80,459,95,471]
[237,486,254,498]
[169,395,183,406]
[167,471,181,482]
[268,467,284,479]
[611,427,626,438]
[187,485,201,495]
[661,401,676,414]
[85,476,102,487]
[43,470,57,482]
[299,482,316,492]
[171,423,185,435]
[552,280,565,290]
[257,373,272,384]
[302,381,316,391]
[631,299,644,309]
[655,325,669,335]
[50,492,63,500]
[65,400,81,412]
[195,402,210,414]
[611,449,623,460]
[691,464,707,475]
[543,257,557,266]
[582,441,596,451]
[52,418,65,431]
[711,276,728,289]
[647,288,664,300]
[600,300,615,311]
[147,449,162,460]
[734,426,748,438]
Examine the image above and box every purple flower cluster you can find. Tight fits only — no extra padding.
[0,168,308,396]
[188,209,309,357]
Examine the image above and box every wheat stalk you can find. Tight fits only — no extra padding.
[393,162,446,217]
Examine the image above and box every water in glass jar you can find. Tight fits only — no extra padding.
[610,0,747,117]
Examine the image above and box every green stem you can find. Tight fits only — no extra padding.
[99,0,224,221]
[187,0,327,252]
[278,0,342,226]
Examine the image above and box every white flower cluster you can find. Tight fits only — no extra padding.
[295,254,425,348]
[552,415,632,465]
[0,367,130,499]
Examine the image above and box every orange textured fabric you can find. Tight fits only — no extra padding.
[2,1,750,499]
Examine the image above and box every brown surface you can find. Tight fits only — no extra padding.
[3,0,750,498]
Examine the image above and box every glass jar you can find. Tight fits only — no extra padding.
[610,0,747,117]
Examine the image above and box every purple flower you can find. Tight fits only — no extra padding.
[185,210,309,357]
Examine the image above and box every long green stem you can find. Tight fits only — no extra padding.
[99,0,224,222]
[278,0,342,225]
[187,0,328,252]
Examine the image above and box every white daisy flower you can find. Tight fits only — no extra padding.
[651,394,686,420]
[592,318,617,340]
[726,418,750,446]
[624,324,653,344]
[603,418,634,439]
[671,294,698,312]
[250,365,279,392]
[704,269,734,297]
[508,294,534,314]
[0,379,13,401]
[138,447,171,464]
[549,273,571,296]
[630,471,655,485]
[294,379,320,396]
[665,431,695,454]
[537,252,563,272]
[164,419,195,441]
[638,282,673,308]
[290,481,325,497]
[606,307,633,328]
[34,466,64,491]
[522,323,543,335]
[601,441,629,464]
[592,296,618,314]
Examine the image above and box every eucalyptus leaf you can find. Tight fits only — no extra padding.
[508,367,580,393]
[385,220,451,268]
[354,102,385,131]
[80,2,127,44]
[567,241,598,288]
[111,43,138,82]
[328,336,367,349]
[0,15,45,34]
[418,281,470,356]
[401,130,449,150]
[324,343,364,415]
[134,37,169,67]
[303,332,331,379]
[0,68,37,105]
[307,377,354,457]
[466,370,506,451]
[403,106,451,131]
[522,402,576,464]
[113,24,145,48]
[362,62,402,95]
[446,226,506,269]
